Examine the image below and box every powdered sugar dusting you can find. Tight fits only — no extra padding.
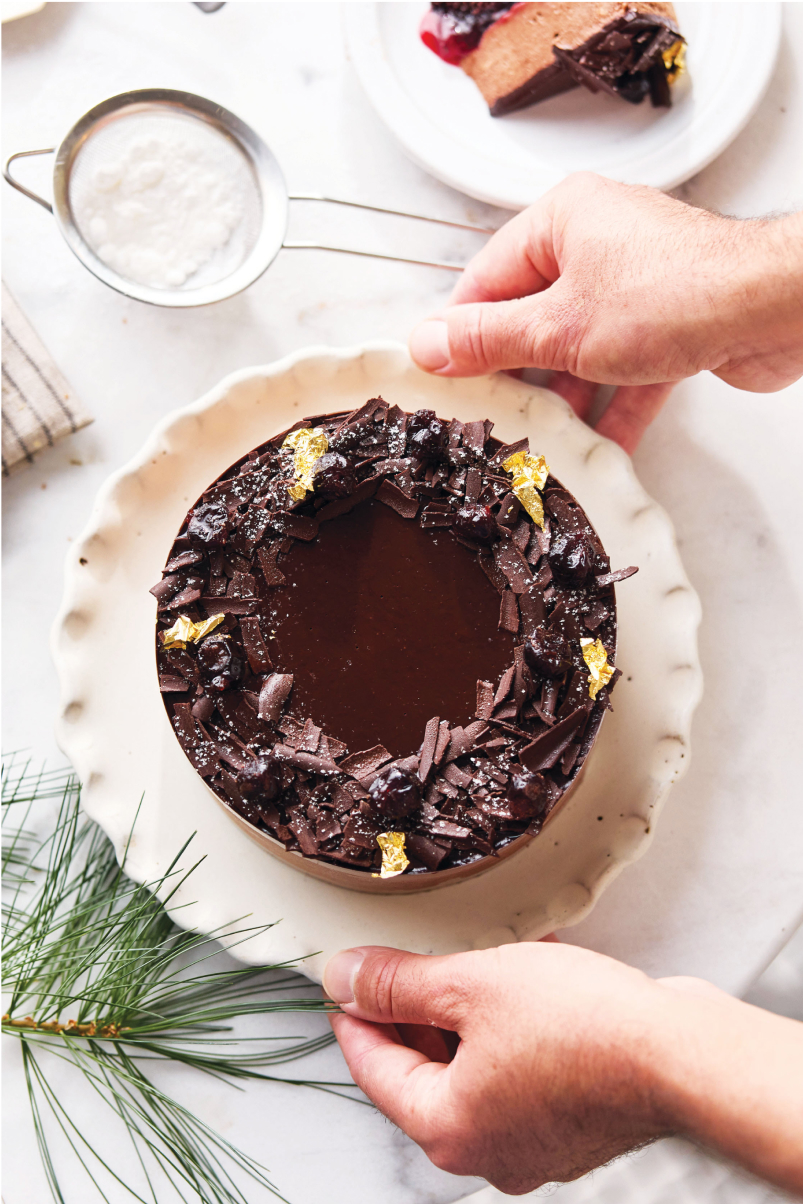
[71,123,252,289]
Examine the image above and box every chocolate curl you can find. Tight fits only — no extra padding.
[239,617,272,673]
[418,716,441,782]
[258,673,294,723]
[476,681,494,721]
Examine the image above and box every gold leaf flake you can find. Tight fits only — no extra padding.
[161,612,225,650]
[580,637,614,700]
[502,450,549,528]
[376,831,410,879]
[662,39,686,83]
[282,426,329,501]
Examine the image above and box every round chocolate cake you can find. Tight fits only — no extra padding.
[153,399,636,888]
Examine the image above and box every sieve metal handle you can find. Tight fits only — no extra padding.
[284,193,496,271]
[4,148,56,213]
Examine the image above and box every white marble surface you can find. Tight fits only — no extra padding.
[3,4,803,1204]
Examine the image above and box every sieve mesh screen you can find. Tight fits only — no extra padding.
[67,107,263,292]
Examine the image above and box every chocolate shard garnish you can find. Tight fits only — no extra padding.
[595,566,639,588]
[227,571,258,598]
[377,478,420,519]
[172,703,218,776]
[257,543,286,587]
[338,745,392,779]
[277,715,305,748]
[478,553,508,595]
[434,720,452,766]
[519,703,592,773]
[272,512,319,542]
[274,745,339,775]
[406,833,449,871]
[494,540,534,595]
[418,716,441,782]
[499,590,519,634]
[299,718,321,753]
[159,674,190,693]
[493,665,515,707]
[462,420,486,454]
[258,673,294,723]
[476,681,494,721]
[239,617,273,674]
[518,585,547,638]
[316,476,379,522]
[165,549,204,572]
[199,597,257,615]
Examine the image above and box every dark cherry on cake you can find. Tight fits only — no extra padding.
[421,2,686,114]
[153,399,637,882]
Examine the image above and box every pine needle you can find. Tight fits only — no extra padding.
[2,755,359,1203]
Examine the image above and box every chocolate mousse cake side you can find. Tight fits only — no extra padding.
[421,2,686,115]
[152,399,637,891]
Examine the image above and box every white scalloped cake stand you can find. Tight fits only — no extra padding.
[52,343,702,982]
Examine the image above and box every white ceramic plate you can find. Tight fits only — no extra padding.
[52,343,702,982]
[344,2,781,209]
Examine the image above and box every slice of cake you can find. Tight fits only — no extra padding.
[420,2,686,115]
[153,400,637,890]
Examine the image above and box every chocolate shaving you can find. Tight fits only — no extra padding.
[376,477,420,519]
[256,543,286,588]
[518,586,547,638]
[499,590,519,634]
[239,616,273,673]
[434,720,451,766]
[476,681,494,721]
[478,554,508,595]
[494,542,533,594]
[493,665,515,707]
[462,420,486,454]
[406,833,449,870]
[595,566,639,588]
[159,674,189,693]
[418,716,441,782]
[338,745,392,778]
[316,476,379,522]
[519,704,592,773]
[258,673,294,723]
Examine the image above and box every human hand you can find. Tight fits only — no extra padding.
[409,174,803,453]
[325,941,803,1196]
[325,940,675,1192]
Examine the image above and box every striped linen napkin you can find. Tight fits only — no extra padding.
[2,282,93,475]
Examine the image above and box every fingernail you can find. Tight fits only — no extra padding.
[409,320,450,371]
[323,949,365,1005]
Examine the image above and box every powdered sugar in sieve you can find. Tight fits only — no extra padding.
[68,108,262,291]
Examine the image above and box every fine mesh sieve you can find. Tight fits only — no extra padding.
[4,89,494,309]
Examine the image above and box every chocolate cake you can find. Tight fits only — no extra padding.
[153,399,637,887]
[421,3,686,115]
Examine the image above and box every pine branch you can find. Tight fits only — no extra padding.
[2,757,359,1204]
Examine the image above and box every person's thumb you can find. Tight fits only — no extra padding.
[408,290,572,378]
[323,945,474,1030]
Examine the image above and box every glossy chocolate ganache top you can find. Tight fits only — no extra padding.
[153,399,637,879]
